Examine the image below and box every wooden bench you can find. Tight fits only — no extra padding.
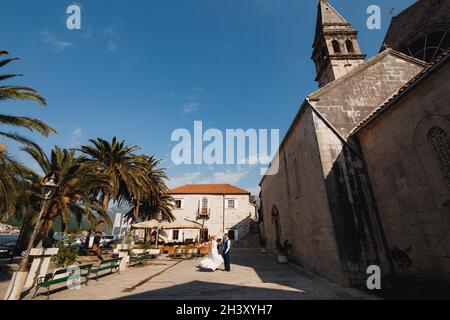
[90,257,122,281]
[33,263,93,299]
[130,252,149,267]
[148,248,160,258]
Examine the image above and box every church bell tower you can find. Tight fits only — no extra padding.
[312,0,366,87]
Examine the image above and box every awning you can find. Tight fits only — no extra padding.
[131,220,203,230]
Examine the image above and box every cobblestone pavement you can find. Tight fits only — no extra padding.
[13,249,377,300]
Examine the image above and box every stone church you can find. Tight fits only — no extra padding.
[260,0,450,286]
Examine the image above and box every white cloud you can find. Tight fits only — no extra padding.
[246,154,272,165]
[70,127,83,147]
[104,27,115,36]
[258,0,274,11]
[107,41,119,52]
[41,31,73,52]
[168,168,251,188]
[167,172,203,188]
[246,186,261,196]
[81,26,94,39]
[182,102,200,114]
[192,87,206,94]
[104,27,120,52]
[200,169,249,185]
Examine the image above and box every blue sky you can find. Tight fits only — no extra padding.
[0,0,415,195]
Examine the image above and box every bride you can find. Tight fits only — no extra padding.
[199,236,224,271]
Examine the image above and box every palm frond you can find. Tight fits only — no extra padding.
[0,115,56,136]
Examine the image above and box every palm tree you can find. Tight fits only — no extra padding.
[0,50,56,150]
[78,137,154,253]
[0,161,22,220]
[6,147,110,300]
[125,157,175,223]
[0,50,56,220]
[22,146,111,245]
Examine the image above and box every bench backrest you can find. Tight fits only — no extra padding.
[101,257,122,265]
[52,263,93,278]
[79,263,93,270]
[53,268,69,276]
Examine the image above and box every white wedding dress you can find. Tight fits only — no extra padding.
[199,240,224,271]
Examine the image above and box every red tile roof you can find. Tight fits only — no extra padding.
[169,184,250,195]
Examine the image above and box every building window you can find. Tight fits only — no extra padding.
[294,159,302,197]
[346,40,355,53]
[172,230,180,241]
[174,200,182,209]
[227,229,238,241]
[428,127,450,190]
[332,40,341,53]
[201,197,208,214]
[227,199,236,209]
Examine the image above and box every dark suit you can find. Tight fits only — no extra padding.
[222,238,231,271]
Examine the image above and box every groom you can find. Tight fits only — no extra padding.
[222,233,231,272]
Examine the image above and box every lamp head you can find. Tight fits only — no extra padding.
[42,175,58,196]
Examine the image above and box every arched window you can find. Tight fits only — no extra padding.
[406,31,450,62]
[201,197,208,214]
[332,40,341,53]
[271,205,281,244]
[346,40,355,53]
[428,127,450,190]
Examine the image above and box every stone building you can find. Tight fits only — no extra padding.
[168,184,257,245]
[260,0,450,287]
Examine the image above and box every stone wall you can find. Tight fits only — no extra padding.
[313,112,388,285]
[260,106,348,284]
[356,58,450,282]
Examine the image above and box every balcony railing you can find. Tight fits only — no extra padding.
[197,208,211,219]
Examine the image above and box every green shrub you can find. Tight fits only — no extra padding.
[55,235,79,267]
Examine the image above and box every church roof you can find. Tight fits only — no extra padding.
[314,0,351,45]
[169,184,250,195]
[352,47,450,134]
[261,49,428,184]
[318,0,349,25]
[308,49,427,101]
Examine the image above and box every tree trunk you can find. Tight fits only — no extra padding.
[91,193,109,257]
[34,219,54,247]
[14,214,33,257]
[84,229,92,250]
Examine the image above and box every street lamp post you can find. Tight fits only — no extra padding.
[4,176,58,300]
[155,212,163,247]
